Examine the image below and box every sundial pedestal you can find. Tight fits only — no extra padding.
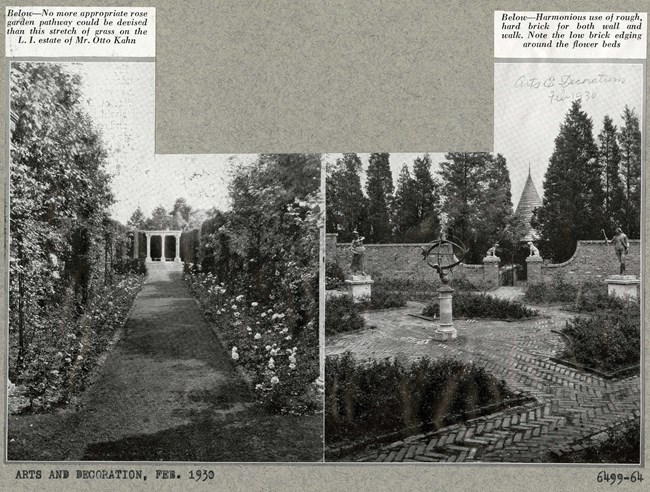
[434,284,457,342]
[605,275,639,302]
[345,275,374,303]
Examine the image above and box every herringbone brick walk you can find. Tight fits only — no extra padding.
[327,302,640,462]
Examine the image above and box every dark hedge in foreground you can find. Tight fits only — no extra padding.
[325,353,516,445]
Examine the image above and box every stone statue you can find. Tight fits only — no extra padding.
[603,227,629,275]
[349,230,367,276]
[527,241,540,257]
[486,242,499,257]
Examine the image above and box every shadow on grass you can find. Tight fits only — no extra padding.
[82,410,323,462]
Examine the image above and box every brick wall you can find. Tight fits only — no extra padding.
[540,240,640,283]
[326,234,641,287]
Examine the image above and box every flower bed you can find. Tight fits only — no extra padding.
[325,352,518,446]
[185,271,320,415]
[559,306,640,374]
[8,274,145,414]
[422,291,538,319]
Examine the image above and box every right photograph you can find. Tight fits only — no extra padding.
[324,65,642,463]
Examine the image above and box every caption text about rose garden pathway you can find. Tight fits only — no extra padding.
[6,6,155,57]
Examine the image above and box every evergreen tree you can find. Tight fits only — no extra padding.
[392,164,418,240]
[365,153,393,242]
[534,100,605,262]
[326,154,368,241]
[411,154,441,242]
[618,106,641,238]
[439,152,516,263]
[598,116,625,231]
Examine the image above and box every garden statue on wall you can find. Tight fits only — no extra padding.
[349,230,367,276]
[527,241,540,257]
[603,227,629,275]
[486,242,499,257]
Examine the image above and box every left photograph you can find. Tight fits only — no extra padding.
[7,61,323,462]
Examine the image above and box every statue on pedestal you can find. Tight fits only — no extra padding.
[603,227,629,275]
[486,242,499,257]
[527,241,540,257]
[349,230,367,276]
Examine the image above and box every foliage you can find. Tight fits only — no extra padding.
[186,154,322,414]
[8,274,145,413]
[365,153,393,243]
[561,306,640,373]
[9,62,122,374]
[618,106,641,239]
[423,291,538,319]
[551,418,640,463]
[525,279,630,312]
[325,261,346,290]
[533,100,605,262]
[325,296,366,336]
[392,154,442,243]
[326,153,369,241]
[361,287,407,311]
[439,152,518,263]
[185,272,320,414]
[325,353,516,445]
[525,279,579,304]
[598,115,625,231]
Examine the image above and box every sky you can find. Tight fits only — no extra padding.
[66,61,643,224]
[69,62,257,224]
[495,62,644,205]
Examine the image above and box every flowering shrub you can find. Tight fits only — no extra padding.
[185,271,320,415]
[8,274,145,413]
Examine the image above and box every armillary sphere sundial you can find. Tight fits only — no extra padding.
[420,234,468,283]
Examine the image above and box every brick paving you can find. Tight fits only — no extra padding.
[326,299,640,463]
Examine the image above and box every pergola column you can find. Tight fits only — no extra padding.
[145,233,152,262]
[160,233,166,261]
[133,231,139,260]
[174,233,181,262]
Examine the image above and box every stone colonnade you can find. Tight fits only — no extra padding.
[139,230,182,263]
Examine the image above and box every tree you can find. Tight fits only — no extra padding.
[326,154,368,240]
[618,106,641,238]
[365,153,393,242]
[598,116,625,231]
[144,205,173,230]
[171,197,192,229]
[533,100,604,262]
[9,62,114,370]
[392,164,418,240]
[439,152,516,263]
[411,154,441,242]
[127,207,146,229]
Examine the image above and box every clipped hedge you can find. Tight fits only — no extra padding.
[422,291,538,320]
[325,353,516,445]
[560,307,640,373]
[325,295,366,336]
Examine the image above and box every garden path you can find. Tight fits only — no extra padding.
[8,263,321,461]
[326,302,640,462]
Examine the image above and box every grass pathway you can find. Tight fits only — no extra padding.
[8,263,322,462]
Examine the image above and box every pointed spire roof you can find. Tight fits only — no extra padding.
[515,168,542,241]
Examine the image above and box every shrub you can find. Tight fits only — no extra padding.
[9,274,145,413]
[185,271,320,415]
[325,261,345,290]
[359,287,406,311]
[551,418,640,463]
[325,295,365,336]
[325,353,516,445]
[422,291,538,319]
[525,279,578,303]
[560,307,640,373]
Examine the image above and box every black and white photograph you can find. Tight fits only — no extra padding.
[6,61,323,462]
[324,60,642,465]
